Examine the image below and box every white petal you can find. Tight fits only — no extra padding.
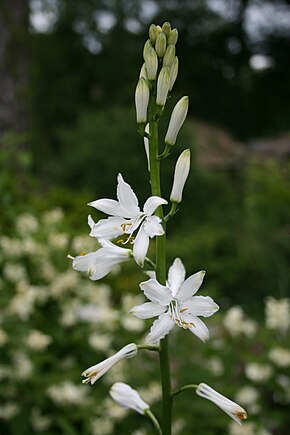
[117,174,140,217]
[176,270,206,301]
[143,216,164,238]
[146,312,174,344]
[89,217,124,239]
[88,198,121,216]
[167,258,186,297]
[72,252,96,273]
[88,214,95,230]
[143,196,168,215]
[140,279,172,306]
[130,302,167,319]
[133,226,149,267]
[183,313,209,342]
[183,296,219,317]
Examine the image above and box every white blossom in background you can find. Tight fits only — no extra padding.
[268,347,290,367]
[3,263,27,283]
[235,386,260,415]
[0,403,20,421]
[265,297,290,333]
[30,408,51,432]
[42,208,64,225]
[48,233,68,250]
[206,356,224,376]
[88,333,113,352]
[13,352,33,380]
[110,382,150,415]
[16,213,39,235]
[223,306,257,338]
[139,381,162,403]
[0,329,8,346]
[228,421,271,435]
[245,362,273,383]
[88,174,167,266]
[26,330,52,351]
[82,343,138,385]
[90,417,114,435]
[131,258,219,344]
[47,381,90,406]
[196,383,247,425]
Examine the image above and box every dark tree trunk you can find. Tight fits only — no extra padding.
[0,0,29,139]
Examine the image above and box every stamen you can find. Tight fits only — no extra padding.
[235,411,247,421]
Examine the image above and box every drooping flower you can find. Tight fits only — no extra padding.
[88,174,167,266]
[130,258,219,344]
[82,343,138,385]
[196,383,247,425]
[110,382,149,415]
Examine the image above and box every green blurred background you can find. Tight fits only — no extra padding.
[1,0,290,434]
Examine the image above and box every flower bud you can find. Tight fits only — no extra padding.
[168,28,178,45]
[162,21,171,38]
[144,46,158,80]
[170,149,191,203]
[156,66,170,106]
[149,24,157,44]
[163,44,176,67]
[144,124,150,171]
[110,382,150,415]
[165,96,189,146]
[169,56,179,91]
[139,63,148,82]
[155,32,167,57]
[135,78,149,123]
[143,39,152,60]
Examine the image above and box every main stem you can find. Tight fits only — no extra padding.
[149,95,172,435]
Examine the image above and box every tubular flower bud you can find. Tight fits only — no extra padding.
[156,66,170,106]
[163,44,176,67]
[144,124,150,171]
[143,39,152,60]
[162,21,171,38]
[149,24,157,44]
[165,96,189,146]
[170,149,191,203]
[110,382,150,415]
[168,28,178,45]
[139,63,148,82]
[135,78,149,123]
[82,343,138,385]
[155,32,167,57]
[144,46,158,80]
[196,383,248,425]
[169,56,179,91]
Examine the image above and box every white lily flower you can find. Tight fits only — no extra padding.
[170,149,191,203]
[88,174,167,266]
[69,235,131,280]
[130,258,219,344]
[82,344,138,385]
[110,382,149,415]
[196,383,248,425]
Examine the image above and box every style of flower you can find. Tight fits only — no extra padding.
[88,174,167,266]
[109,382,149,415]
[130,258,219,344]
[82,343,138,385]
[196,383,247,425]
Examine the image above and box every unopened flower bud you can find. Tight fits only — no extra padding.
[168,28,178,45]
[156,66,170,106]
[162,21,171,38]
[170,149,191,203]
[144,124,150,171]
[139,63,148,82]
[163,44,176,67]
[144,46,158,80]
[143,39,152,60]
[135,78,149,123]
[165,96,189,145]
[110,382,150,415]
[155,32,167,57]
[149,24,157,44]
[169,56,179,91]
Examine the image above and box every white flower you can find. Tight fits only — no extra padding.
[82,343,138,385]
[165,96,189,146]
[245,363,272,383]
[265,297,290,333]
[110,382,149,415]
[196,383,247,425]
[88,174,167,266]
[70,237,131,280]
[268,347,290,367]
[135,78,150,123]
[170,149,191,203]
[130,258,219,344]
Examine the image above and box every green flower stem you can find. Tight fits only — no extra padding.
[145,409,162,435]
[149,93,172,435]
[144,256,156,270]
[137,344,160,352]
[164,202,178,222]
[171,384,198,397]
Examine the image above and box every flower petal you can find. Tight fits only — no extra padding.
[88,198,121,216]
[140,279,172,306]
[143,196,168,215]
[117,174,140,217]
[146,312,174,344]
[183,312,209,342]
[130,302,167,319]
[182,296,219,318]
[167,258,186,297]
[143,215,164,238]
[89,216,124,240]
[176,270,206,301]
[133,226,149,267]
[88,214,95,230]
